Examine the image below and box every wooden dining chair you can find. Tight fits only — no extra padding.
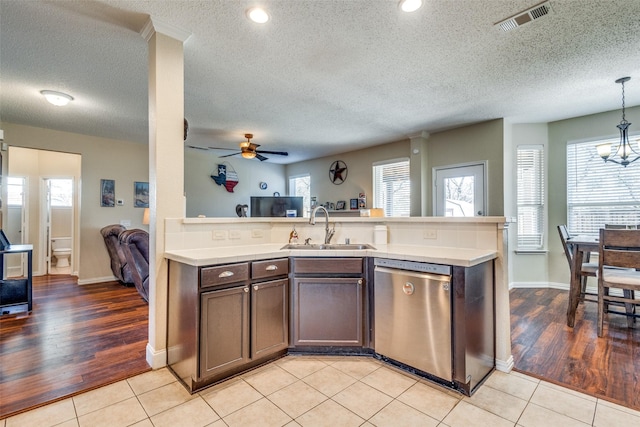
[597,228,640,337]
[558,225,598,301]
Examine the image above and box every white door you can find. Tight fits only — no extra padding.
[433,163,486,217]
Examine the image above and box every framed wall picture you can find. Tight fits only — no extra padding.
[350,199,358,210]
[336,200,346,210]
[100,179,115,207]
[134,181,149,208]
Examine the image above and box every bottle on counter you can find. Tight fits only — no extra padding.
[289,226,299,244]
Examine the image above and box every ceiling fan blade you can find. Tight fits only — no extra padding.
[186,145,209,151]
[256,150,288,156]
[255,153,269,161]
[208,147,237,151]
[219,152,241,158]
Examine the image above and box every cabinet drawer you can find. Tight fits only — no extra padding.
[293,258,362,274]
[252,258,289,280]
[200,263,249,288]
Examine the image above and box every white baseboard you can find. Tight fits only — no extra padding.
[496,355,514,373]
[146,343,167,369]
[77,275,118,285]
[510,281,569,291]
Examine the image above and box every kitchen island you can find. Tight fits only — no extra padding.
[165,217,505,395]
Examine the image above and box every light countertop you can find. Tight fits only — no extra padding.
[164,243,497,268]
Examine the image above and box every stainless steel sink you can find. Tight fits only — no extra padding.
[281,243,376,250]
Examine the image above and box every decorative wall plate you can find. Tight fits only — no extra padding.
[329,160,348,185]
[259,181,268,190]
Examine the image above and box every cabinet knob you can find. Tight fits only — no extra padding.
[357,279,363,285]
[266,265,278,271]
[243,287,249,293]
[218,271,234,278]
[253,285,259,291]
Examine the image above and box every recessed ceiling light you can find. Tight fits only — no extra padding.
[399,0,422,12]
[41,90,74,106]
[247,7,269,24]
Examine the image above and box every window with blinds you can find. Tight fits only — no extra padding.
[567,138,640,235]
[373,159,410,217]
[517,145,545,249]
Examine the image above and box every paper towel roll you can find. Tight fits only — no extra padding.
[373,225,388,245]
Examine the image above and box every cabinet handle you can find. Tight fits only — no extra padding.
[357,279,363,285]
[244,287,249,293]
[218,271,234,278]
[254,285,259,291]
[265,265,278,271]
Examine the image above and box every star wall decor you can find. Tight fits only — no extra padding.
[329,160,348,185]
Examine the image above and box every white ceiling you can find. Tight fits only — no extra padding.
[2,0,640,164]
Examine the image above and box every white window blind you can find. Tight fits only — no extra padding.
[567,138,640,235]
[517,145,545,249]
[373,159,410,217]
[288,174,310,217]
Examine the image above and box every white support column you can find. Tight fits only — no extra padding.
[141,18,191,368]
[495,222,514,372]
[409,131,428,216]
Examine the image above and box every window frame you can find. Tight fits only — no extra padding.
[566,136,640,236]
[516,145,545,251]
[372,158,411,217]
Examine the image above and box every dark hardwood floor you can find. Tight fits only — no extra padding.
[0,275,149,419]
[511,288,640,411]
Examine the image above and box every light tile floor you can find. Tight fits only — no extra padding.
[3,355,640,427]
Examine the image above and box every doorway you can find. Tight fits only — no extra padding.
[5,176,27,278]
[6,147,81,277]
[433,162,486,217]
[43,178,74,275]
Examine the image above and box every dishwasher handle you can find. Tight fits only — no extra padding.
[375,265,451,283]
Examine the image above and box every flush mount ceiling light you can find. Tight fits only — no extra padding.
[41,90,73,106]
[246,7,269,23]
[596,77,640,167]
[399,0,422,12]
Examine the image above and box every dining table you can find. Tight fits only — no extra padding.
[566,234,599,327]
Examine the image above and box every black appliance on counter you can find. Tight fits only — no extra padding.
[250,196,303,217]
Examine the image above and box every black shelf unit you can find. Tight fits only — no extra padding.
[0,244,33,315]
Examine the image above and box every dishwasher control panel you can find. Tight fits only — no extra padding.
[374,258,451,276]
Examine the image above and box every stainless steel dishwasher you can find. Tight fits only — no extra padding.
[374,258,452,382]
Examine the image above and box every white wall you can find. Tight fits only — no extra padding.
[3,123,149,283]
[184,148,286,217]
[285,140,410,211]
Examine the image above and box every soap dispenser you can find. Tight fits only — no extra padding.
[289,226,299,244]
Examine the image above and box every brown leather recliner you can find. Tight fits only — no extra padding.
[119,229,149,303]
[100,224,134,285]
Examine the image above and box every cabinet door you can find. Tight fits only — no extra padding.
[251,278,288,358]
[292,277,363,347]
[200,286,249,379]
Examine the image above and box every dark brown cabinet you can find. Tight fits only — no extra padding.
[200,285,250,378]
[291,257,365,347]
[252,278,288,357]
[168,257,288,392]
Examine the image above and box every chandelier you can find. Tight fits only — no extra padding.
[596,77,640,167]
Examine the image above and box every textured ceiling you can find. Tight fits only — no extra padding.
[1,0,640,164]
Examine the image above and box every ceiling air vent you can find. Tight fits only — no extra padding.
[495,1,552,32]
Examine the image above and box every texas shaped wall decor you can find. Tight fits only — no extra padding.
[211,163,239,193]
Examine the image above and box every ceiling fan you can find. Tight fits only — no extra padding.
[193,133,289,161]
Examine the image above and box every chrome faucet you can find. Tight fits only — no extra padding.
[309,206,335,244]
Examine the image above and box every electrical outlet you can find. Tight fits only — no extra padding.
[229,230,241,239]
[251,229,264,238]
[423,229,437,239]
[212,230,227,240]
